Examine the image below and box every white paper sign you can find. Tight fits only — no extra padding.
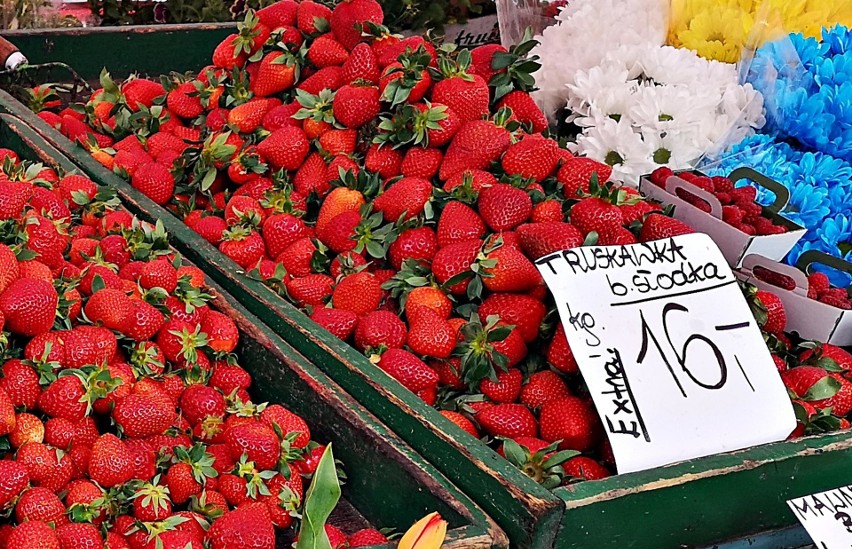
[788,486,852,548]
[535,233,796,474]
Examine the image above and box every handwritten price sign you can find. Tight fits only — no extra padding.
[788,486,852,548]
[535,233,796,474]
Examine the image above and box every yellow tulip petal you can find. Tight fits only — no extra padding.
[398,513,448,549]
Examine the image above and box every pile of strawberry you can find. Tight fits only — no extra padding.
[752,265,852,310]
[0,152,387,549]
[746,285,852,437]
[649,168,789,236]
[32,0,829,487]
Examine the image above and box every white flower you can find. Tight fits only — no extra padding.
[573,119,653,185]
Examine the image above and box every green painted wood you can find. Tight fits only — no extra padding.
[0,112,507,549]
[0,91,562,549]
[1,24,235,80]
[9,90,852,549]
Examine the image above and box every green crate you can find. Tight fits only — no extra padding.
[6,90,852,549]
[0,111,507,549]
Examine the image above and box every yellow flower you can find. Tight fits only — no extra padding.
[673,5,754,62]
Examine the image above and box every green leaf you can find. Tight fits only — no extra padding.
[501,438,528,468]
[802,376,842,402]
[295,444,341,549]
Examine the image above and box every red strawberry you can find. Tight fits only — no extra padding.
[437,202,486,247]
[88,434,134,487]
[502,135,560,182]
[257,0,298,27]
[563,457,611,481]
[520,371,571,409]
[431,239,481,295]
[374,177,432,222]
[132,162,175,205]
[365,145,403,178]
[432,64,489,123]
[479,293,546,343]
[476,404,537,438]
[0,278,58,337]
[167,82,204,119]
[8,521,60,549]
[388,226,437,271]
[481,246,541,293]
[414,102,461,148]
[477,183,532,231]
[0,461,29,509]
[113,393,175,438]
[400,147,442,179]
[558,158,613,198]
[342,43,380,84]
[407,308,455,358]
[469,43,507,82]
[308,35,350,68]
[206,503,275,549]
[332,83,380,129]
[297,1,332,34]
[638,213,694,242]
[539,396,601,451]
[782,366,852,416]
[377,348,438,393]
[515,222,583,259]
[547,324,578,374]
[480,368,523,403]
[330,0,383,50]
[354,310,407,351]
[349,529,389,548]
[496,91,548,133]
[332,272,382,315]
[439,120,512,180]
[257,126,310,171]
[224,421,281,470]
[260,405,311,448]
[311,308,359,341]
[754,290,786,335]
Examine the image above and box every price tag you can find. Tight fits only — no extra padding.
[535,233,796,474]
[788,486,852,548]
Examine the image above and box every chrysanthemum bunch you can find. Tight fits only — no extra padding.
[565,43,765,184]
[705,133,852,286]
[748,25,852,163]
[669,0,852,63]
[530,0,668,121]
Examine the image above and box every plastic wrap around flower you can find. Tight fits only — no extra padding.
[563,43,765,185]
[703,133,852,287]
[746,25,852,163]
[668,0,852,62]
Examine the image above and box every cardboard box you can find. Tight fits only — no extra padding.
[738,254,852,345]
[638,167,806,268]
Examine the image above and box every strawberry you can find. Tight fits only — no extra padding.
[563,457,611,481]
[8,521,60,549]
[547,324,578,373]
[342,43,380,84]
[354,310,407,350]
[496,91,548,133]
[377,348,438,394]
[0,243,18,294]
[469,43,507,81]
[477,183,532,231]
[800,343,852,372]
[400,147,442,179]
[228,98,278,133]
[88,434,134,487]
[388,226,437,271]
[212,35,249,70]
[224,421,281,470]
[570,197,623,238]
[407,308,455,358]
[638,213,694,242]
[437,202,486,247]
[782,366,852,416]
[754,290,786,335]
[260,405,311,448]
[206,503,275,549]
[558,158,613,198]
[200,311,239,353]
[219,228,266,269]
[257,0,298,27]
[113,393,175,438]
[515,222,582,259]
[480,368,523,403]
[502,135,560,182]
[332,271,382,315]
[297,1,332,34]
[140,259,179,292]
[330,83,380,129]
[439,120,512,180]
[330,0,383,50]
[311,308,359,341]
[539,396,601,451]
[373,177,432,222]
[64,325,118,368]
[476,404,538,438]
[2,360,41,410]
[257,126,310,171]
[297,66,344,95]
[432,53,489,123]
[349,529,389,548]
[131,482,172,521]
[479,293,546,343]
[0,181,33,220]
[0,278,58,337]
[414,102,461,148]
[167,82,204,119]
[481,246,541,293]
[521,371,571,409]
[319,129,357,156]
[132,162,175,205]
[431,239,481,295]
[56,520,103,549]
[308,35,350,68]
[287,274,334,307]
[0,461,29,509]
[122,78,165,111]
